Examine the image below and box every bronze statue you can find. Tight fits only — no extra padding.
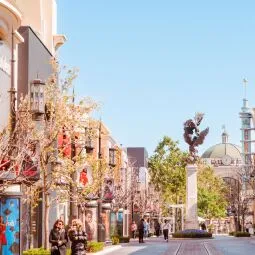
[183,113,209,163]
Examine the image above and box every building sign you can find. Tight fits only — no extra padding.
[103,178,114,201]
[101,211,110,240]
[85,208,97,241]
[79,168,88,186]
[0,198,20,255]
[202,158,242,167]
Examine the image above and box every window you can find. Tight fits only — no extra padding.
[109,148,116,166]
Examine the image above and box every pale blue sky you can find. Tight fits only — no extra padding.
[57,0,255,156]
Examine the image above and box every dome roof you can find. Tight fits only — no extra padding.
[201,143,242,159]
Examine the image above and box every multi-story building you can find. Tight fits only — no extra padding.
[0,0,23,130]
[16,0,65,55]
[72,121,127,242]
[0,2,26,253]
[126,147,150,221]
[201,130,243,233]
[0,0,66,251]
[0,0,65,129]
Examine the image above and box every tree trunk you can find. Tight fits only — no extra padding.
[44,192,50,249]
[242,210,245,232]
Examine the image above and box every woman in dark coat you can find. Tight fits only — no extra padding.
[68,219,87,255]
[49,219,68,255]
[154,220,160,237]
[138,219,145,243]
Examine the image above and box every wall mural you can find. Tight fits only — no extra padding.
[0,198,20,255]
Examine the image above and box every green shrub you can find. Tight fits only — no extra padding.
[23,242,104,254]
[86,241,104,252]
[234,231,250,237]
[228,231,250,237]
[148,233,154,237]
[23,248,50,255]
[119,237,130,243]
[172,229,212,238]
[111,235,120,245]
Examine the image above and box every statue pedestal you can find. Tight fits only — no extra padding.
[184,164,198,229]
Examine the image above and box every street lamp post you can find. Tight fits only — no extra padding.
[237,180,241,231]
[97,120,105,242]
[69,89,78,221]
[131,196,134,222]
[9,29,16,135]
[69,133,78,220]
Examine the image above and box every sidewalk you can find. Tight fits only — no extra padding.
[88,244,122,255]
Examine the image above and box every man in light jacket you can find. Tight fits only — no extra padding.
[162,220,171,242]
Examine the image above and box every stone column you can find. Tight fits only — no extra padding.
[85,200,98,241]
[185,164,198,229]
[123,209,129,237]
[102,203,111,242]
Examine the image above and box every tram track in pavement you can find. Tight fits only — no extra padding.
[202,242,212,255]
[173,242,183,255]
[173,241,219,255]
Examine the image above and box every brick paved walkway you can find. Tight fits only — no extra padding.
[96,236,255,255]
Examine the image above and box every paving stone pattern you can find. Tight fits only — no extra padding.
[101,236,255,255]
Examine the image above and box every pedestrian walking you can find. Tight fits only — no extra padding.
[68,219,87,255]
[130,221,137,239]
[201,222,206,231]
[144,220,149,239]
[248,221,254,234]
[138,219,145,243]
[154,220,160,237]
[49,219,68,255]
[162,220,171,242]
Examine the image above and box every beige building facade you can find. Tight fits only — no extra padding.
[0,0,23,130]
[0,0,65,130]
[201,131,255,233]
[15,0,65,54]
[0,0,66,250]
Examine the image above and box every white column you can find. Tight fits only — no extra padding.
[123,209,129,237]
[185,164,198,229]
